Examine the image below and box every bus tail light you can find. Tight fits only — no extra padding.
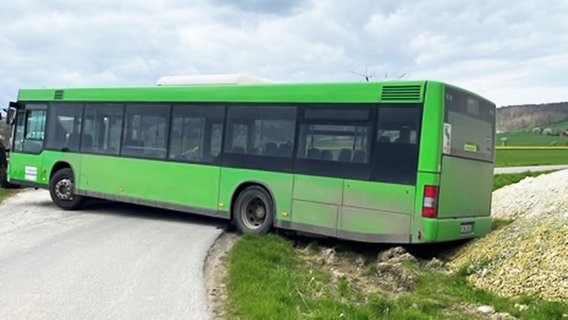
[422,185,439,218]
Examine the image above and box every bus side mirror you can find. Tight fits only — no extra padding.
[7,103,18,125]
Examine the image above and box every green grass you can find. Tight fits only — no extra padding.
[495,149,568,167]
[491,219,513,231]
[493,171,553,190]
[496,131,568,146]
[226,235,568,320]
[497,120,568,147]
[544,121,568,130]
[0,188,11,203]
[0,187,20,204]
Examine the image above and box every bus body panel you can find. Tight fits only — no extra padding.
[291,174,343,231]
[338,207,411,243]
[417,82,444,173]
[411,171,440,243]
[43,151,83,184]
[291,201,338,234]
[77,155,222,214]
[341,179,414,242]
[8,152,49,186]
[17,83,421,104]
[437,156,493,218]
[342,179,415,213]
[421,216,492,242]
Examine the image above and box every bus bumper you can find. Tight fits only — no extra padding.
[421,216,492,242]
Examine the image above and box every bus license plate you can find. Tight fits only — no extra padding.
[460,222,473,234]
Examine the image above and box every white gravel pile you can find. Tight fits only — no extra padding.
[452,170,568,301]
[491,169,568,220]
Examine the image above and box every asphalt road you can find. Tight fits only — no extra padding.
[0,190,225,320]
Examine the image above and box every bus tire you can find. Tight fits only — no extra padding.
[49,168,84,210]
[232,185,274,235]
[0,165,8,188]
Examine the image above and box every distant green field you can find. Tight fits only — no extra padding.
[496,131,568,146]
[497,121,568,146]
[542,121,568,130]
[495,149,568,167]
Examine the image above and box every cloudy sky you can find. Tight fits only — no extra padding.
[1,0,567,107]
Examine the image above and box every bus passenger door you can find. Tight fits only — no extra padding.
[8,104,48,186]
[160,105,226,214]
[340,106,421,243]
[290,106,374,237]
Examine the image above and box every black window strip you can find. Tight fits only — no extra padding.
[24,101,426,184]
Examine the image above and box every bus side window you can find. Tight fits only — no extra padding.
[372,106,421,185]
[122,104,170,159]
[45,103,83,152]
[22,109,47,153]
[224,106,296,158]
[297,108,371,164]
[82,104,123,155]
[168,105,225,163]
[13,110,26,152]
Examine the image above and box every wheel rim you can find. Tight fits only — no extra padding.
[54,178,74,201]
[240,195,267,230]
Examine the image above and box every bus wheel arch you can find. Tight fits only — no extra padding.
[230,182,275,235]
[50,161,73,179]
[49,163,84,210]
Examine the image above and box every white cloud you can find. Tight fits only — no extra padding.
[0,0,567,107]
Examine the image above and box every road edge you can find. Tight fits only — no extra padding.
[204,231,239,320]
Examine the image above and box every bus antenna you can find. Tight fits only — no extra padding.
[351,67,376,82]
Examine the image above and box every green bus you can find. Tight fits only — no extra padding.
[6,77,496,243]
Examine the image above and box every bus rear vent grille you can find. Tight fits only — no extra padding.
[381,85,422,102]
[54,90,64,100]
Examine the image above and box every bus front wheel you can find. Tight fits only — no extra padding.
[232,186,274,235]
[49,168,84,210]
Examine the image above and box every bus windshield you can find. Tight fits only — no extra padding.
[443,87,495,162]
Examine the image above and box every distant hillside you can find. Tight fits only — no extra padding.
[497,102,568,132]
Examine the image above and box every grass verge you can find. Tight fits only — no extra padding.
[226,235,568,320]
[493,171,552,191]
[0,188,13,203]
[491,218,513,231]
[495,149,568,167]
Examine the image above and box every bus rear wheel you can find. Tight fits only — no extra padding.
[49,168,84,210]
[233,186,274,235]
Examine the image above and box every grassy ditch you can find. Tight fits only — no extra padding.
[226,234,568,320]
[224,171,561,319]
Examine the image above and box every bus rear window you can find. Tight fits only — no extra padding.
[444,87,495,162]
